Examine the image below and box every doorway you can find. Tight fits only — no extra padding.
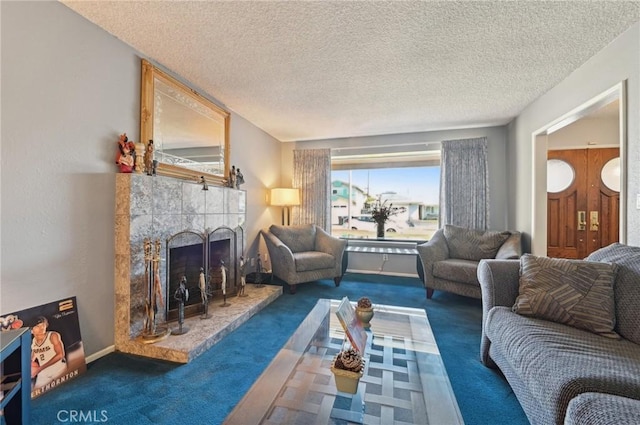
[531,82,627,256]
[547,147,620,258]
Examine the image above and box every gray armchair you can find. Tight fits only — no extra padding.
[416,225,521,299]
[261,224,347,294]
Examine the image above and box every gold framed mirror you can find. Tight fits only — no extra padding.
[140,59,230,185]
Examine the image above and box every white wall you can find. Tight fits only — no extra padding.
[549,116,620,149]
[229,114,283,257]
[508,22,640,252]
[0,2,281,356]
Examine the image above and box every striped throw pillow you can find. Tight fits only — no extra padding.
[513,254,619,338]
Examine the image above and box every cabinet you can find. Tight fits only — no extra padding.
[1,328,31,424]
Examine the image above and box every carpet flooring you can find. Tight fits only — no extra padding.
[32,273,528,424]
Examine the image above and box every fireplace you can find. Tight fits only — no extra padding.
[165,227,242,321]
[114,173,284,363]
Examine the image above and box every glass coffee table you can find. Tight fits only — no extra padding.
[224,299,463,425]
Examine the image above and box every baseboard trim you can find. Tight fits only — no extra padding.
[346,269,418,278]
[86,345,115,364]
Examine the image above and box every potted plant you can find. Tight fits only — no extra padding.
[370,198,398,238]
[330,348,365,394]
[356,297,374,328]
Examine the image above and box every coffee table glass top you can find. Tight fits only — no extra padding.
[224,298,463,425]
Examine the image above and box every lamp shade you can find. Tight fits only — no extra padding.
[270,188,300,206]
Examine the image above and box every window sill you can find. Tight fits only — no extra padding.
[341,237,427,247]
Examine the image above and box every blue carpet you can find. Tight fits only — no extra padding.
[32,274,528,424]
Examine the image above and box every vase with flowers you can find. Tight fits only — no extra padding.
[370,198,398,238]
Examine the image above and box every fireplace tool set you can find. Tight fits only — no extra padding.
[141,238,171,343]
[140,237,266,341]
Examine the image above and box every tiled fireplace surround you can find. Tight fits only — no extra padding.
[114,174,281,363]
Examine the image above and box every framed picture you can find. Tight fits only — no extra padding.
[335,296,367,354]
[1,297,87,398]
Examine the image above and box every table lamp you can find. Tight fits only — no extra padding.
[270,188,300,225]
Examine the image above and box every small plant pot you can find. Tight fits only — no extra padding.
[330,360,364,394]
[356,306,374,328]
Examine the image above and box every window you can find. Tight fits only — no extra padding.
[331,167,440,240]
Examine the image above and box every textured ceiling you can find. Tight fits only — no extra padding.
[60,1,639,142]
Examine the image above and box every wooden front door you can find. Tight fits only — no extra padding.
[547,148,619,259]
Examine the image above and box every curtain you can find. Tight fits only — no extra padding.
[439,137,489,229]
[292,149,331,230]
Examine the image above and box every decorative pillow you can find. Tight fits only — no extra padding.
[495,232,522,259]
[513,254,619,338]
[443,225,511,261]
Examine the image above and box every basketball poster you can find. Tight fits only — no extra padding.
[0,297,87,398]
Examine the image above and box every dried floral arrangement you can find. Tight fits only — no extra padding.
[333,348,364,373]
[357,297,372,309]
[370,199,398,226]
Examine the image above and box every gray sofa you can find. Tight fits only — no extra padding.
[565,393,640,425]
[478,243,640,425]
[417,225,521,299]
[261,224,346,294]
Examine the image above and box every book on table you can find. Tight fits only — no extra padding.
[335,296,367,354]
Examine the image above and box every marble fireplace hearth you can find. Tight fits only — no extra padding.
[114,173,279,363]
[118,284,281,363]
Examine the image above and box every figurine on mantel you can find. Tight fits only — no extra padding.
[144,139,156,176]
[236,168,244,189]
[226,165,245,189]
[115,133,135,173]
[228,166,237,188]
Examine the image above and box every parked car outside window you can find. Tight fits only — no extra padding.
[348,215,404,233]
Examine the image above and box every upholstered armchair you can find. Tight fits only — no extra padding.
[261,224,347,294]
[417,224,522,299]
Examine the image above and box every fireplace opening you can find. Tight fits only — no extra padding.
[166,231,205,321]
[165,227,241,321]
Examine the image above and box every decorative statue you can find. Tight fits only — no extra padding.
[200,176,208,191]
[238,256,247,297]
[228,165,237,188]
[256,253,263,273]
[199,267,207,304]
[173,276,189,334]
[255,253,265,287]
[220,260,230,307]
[220,261,227,295]
[116,133,134,173]
[199,267,211,319]
[134,140,145,173]
[144,139,155,176]
[236,168,244,189]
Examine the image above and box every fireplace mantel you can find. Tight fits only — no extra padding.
[114,174,280,362]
